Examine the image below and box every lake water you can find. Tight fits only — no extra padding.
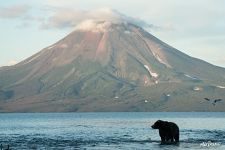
[0,112,225,150]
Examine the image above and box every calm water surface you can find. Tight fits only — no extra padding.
[0,112,225,150]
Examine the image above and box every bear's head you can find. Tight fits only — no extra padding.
[151,120,165,129]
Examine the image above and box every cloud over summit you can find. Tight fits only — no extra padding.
[41,8,156,30]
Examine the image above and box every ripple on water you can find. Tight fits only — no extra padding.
[0,112,225,149]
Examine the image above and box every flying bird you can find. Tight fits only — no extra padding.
[204,98,210,101]
[214,99,222,103]
[204,98,223,106]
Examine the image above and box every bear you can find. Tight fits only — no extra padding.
[151,120,179,143]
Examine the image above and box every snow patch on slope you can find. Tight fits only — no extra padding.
[114,96,119,99]
[216,85,225,89]
[152,52,171,68]
[166,94,170,97]
[5,60,18,66]
[184,74,198,80]
[193,86,202,91]
[144,65,158,78]
[124,30,131,34]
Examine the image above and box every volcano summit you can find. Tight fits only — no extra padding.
[0,19,225,112]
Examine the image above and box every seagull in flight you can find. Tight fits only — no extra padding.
[204,98,223,106]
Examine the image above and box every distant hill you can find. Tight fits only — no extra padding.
[0,21,225,112]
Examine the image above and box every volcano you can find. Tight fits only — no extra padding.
[1,20,225,112]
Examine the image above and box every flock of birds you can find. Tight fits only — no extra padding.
[204,98,223,106]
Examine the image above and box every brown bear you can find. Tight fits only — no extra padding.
[151,120,179,143]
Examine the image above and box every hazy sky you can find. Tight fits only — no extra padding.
[1,0,225,67]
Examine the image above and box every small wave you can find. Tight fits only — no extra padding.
[1,131,225,149]
[0,135,153,149]
[182,129,225,143]
[75,125,92,128]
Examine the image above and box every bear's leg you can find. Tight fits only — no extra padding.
[159,130,166,143]
[166,135,174,142]
[165,136,170,142]
[161,136,166,143]
[174,134,179,142]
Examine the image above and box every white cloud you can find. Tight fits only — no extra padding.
[74,20,112,32]
[0,4,30,19]
[6,60,18,66]
[41,8,158,30]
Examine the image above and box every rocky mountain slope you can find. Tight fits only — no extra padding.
[0,21,225,112]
